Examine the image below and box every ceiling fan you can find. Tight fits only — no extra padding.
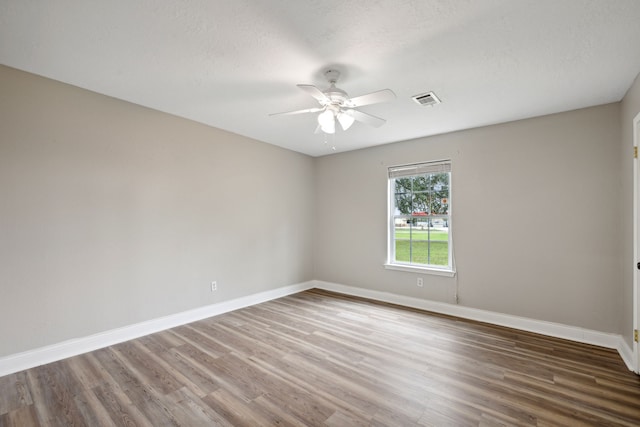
[270,70,396,134]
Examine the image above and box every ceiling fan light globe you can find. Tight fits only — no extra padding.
[317,109,333,126]
[320,120,335,134]
[337,112,355,130]
[318,109,336,133]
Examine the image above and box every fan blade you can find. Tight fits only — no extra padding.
[297,84,329,103]
[269,107,324,116]
[346,109,386,128]
[347,89,396,107]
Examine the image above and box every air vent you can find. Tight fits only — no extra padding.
[412,91,441,106]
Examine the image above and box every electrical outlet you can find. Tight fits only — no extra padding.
[211,281,217,292]
[417,277,423,287]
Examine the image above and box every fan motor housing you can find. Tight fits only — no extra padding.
[324,86,348,105]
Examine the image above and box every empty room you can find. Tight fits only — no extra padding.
[2,1,640,425]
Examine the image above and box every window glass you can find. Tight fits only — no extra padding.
[389,161,452,270]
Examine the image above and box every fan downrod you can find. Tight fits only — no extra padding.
[323,70,348,104]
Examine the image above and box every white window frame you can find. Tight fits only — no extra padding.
[385,160,455,277]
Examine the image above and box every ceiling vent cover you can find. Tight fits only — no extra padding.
[412,91,441,106]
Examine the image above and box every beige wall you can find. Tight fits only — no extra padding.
[314,103,622,333]
[2,63,636,360]
[0,65,315,358]
[620,72,640,347]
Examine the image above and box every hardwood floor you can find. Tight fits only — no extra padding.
[1,289,639,426]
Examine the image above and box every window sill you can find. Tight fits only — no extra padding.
[384,263,456,277]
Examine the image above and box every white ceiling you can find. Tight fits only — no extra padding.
[2,1,640,157]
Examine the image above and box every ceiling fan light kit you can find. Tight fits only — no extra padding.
[270,69,396,135]
[337,111,355,130]
[318,109,336,133]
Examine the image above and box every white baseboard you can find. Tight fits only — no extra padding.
[312,280,636,372]
[0,281,315,377]
[617,339,635,372]
[2,280,635,377]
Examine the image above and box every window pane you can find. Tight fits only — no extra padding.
[429,193,448,215]
[430,218,449,234]
[428,240,449,266]
[413,175,427,190]
[410,240,429,264]
[395,193,412,214]
[429,219,448,265]
[430,173,449,215]
[394,239,410,263]
[394,220,410,240]
[395,178,411,194]
[394,216,410,264]
[412,193,429,214]
[413,217,429,238]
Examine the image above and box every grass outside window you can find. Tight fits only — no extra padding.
[394,228,449,266]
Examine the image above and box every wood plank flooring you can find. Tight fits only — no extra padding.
[1,289,639,426]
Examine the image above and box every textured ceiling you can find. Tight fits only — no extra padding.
[2,0,640,157]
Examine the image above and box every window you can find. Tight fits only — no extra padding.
[386,160,454,275]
